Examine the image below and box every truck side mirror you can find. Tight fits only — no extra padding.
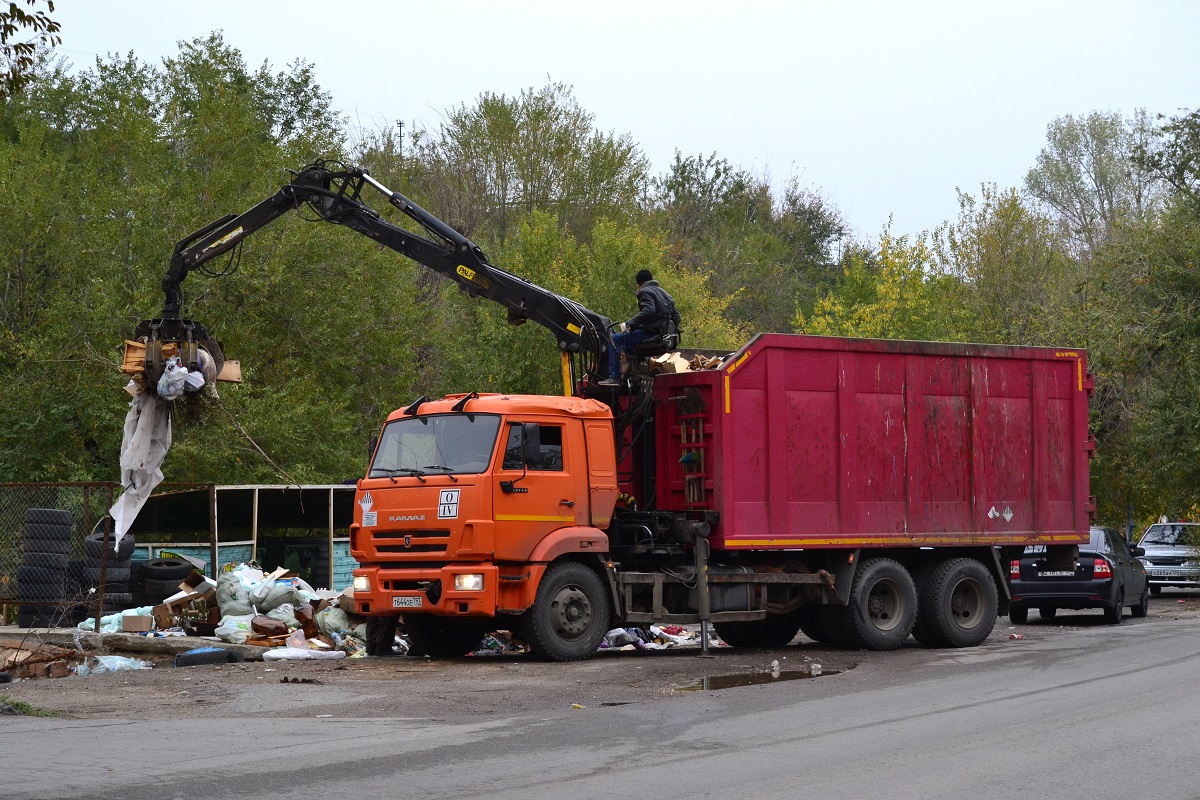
[522,423,541,468]
[368,435,379,460]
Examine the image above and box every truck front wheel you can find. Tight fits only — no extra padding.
[915,557,998,647]
[521,561,610,662]
[840,558,917,650]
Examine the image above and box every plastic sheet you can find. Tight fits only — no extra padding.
[108,392,172,544]
[75,655,151,675]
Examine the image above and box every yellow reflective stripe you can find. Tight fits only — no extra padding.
[495,514,576,523]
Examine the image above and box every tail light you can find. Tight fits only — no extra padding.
[1010,560,1021,578]
[1093,557,1113,578]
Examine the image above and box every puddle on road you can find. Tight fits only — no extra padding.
[680,667,840,692]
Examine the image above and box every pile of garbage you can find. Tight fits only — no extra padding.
[600,625,702,651]
[74,562,375,662]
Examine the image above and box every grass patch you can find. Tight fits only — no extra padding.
[1,695,57,717]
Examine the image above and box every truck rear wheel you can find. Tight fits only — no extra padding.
[521,561,610,662]
[841,558,917,651]
[403,615,488,657]
[712,611,803,648]
[916,557,997,647]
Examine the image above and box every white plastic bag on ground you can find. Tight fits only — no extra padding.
[214,613,256,645]
[262,647,346,661]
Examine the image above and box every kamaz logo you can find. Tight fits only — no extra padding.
[389,515,426,522]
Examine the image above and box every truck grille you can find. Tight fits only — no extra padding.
[371,529,451,555]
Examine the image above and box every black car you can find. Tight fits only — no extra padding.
[1009,526,1149,624]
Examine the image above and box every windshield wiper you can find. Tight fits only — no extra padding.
[373,467,426,483]
[423,465,459,482]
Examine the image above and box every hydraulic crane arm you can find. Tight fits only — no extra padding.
[155,161,612,363]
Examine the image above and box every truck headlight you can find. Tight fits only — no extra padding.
[454,573,484,591]
[353,575,371,592]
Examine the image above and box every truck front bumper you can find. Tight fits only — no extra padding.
[353,563,499,617]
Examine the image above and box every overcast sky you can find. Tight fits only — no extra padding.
[49,0,1199,241]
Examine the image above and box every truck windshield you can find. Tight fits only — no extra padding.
[370,414,501,478]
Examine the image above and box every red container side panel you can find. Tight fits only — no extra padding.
[655,334,1091,552]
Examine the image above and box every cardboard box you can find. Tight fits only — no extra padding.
[122,615,154,632]
[178,572,216,602]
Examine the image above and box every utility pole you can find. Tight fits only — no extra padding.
[396,120,404,161]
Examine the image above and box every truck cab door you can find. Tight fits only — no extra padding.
[492,419,588,561]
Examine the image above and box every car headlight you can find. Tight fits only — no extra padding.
[352,575,371,592]
[454,573,484,591]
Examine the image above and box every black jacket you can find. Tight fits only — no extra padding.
[626,280,680,337]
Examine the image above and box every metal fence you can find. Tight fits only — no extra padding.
[1,482,354,627]
[0,482,126,628]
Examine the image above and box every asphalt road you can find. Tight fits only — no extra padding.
[4,608,1199,800]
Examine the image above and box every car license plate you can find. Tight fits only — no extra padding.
[393,596,422,609]
[1038,570,1075,577]
[1151,569,1183,577]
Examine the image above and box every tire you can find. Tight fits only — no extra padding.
[1104,588,1124,624]
[84,532,135,559]
[1039,607,1058,620]
[142,558,195,581]
[16,565,66,600]
[17,610,57,629]
[1009,603,1029,624]
[21,534,71,555]
[174,647,244,667]
[839,558,917,651]
[143,577,186,600]
[23,523,72,544]
[797,605,853,647]
[915,557,998,648]
[1131,585,1150,618]
[25,508,72,527]
[21,551,69,570]
[84,553,131,570]
[82,566,131,585]
[100,592,134,610]
[520,561,611,661]
[712,610,803,648]
[1150,586,1162,596]
[403,615,489,657]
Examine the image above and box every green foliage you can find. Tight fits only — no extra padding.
[1024,110,1162,254]
[799,228,955,340]
[0,0,59,99]
[651,152,847,333]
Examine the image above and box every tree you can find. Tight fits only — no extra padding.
[1024,110,1163,255]
[0,0,59,99]
[798,229,955,341]
[651,151,846,333]
[1135,108,1200,210]
[405,81,649,249]
[934,185,1080,347]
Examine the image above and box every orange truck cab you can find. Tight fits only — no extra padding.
[350,393,618,658]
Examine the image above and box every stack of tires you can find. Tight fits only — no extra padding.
[17,509,73,628]
[67,530,136,617]
[140,558,197,605]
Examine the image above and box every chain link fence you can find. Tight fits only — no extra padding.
[0,483,128,628]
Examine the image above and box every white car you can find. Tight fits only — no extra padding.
[1136,522,1200,593]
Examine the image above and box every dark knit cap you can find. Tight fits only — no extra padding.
[635,269,653,285]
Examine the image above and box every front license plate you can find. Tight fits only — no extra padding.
[393,596,423,609]
[1152,569,1183,577]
